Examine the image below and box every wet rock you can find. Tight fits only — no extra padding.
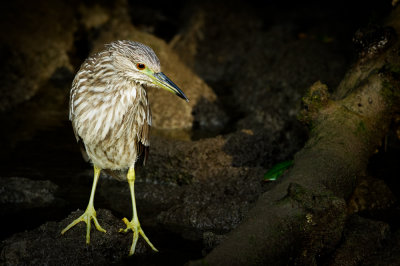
[328,215,390,266]
[0,0,75,111]
[0,209,140,265]
[0,177,59,211]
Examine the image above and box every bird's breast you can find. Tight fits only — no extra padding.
[72,83,150,170]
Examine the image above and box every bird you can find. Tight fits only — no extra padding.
[61,40,188,255]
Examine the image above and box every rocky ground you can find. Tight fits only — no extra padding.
[1,0,400,265]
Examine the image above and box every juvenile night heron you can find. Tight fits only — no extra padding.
[62,40,188,255]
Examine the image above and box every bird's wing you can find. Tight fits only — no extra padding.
[69,119,90,162]
[74,128,90,162]
[69,77,90,163]
[137,104,151,166]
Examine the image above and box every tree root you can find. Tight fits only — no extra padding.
[191,5,400,266]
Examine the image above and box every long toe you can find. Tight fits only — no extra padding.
[120,217,158,255]
[61,206,106,244]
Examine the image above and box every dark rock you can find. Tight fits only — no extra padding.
[0,177,59,211]
[202,231,227,254]
[157,168,265,240]
[353,25,397,60]
[0,177,66,240]
[0,0,76,111]
[1,209,131,265]
[97,177,183,220]
[328,215,390,266]
[223,127,305,168]
[140,136,233,183]
[363,229,400,266]
[192,97,229,136]
[171,1,353,134]
[348,176,397,215]
[0,209,142,265]
[291,186,348,265]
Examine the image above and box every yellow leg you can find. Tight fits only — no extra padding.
[119,167,158,255]
[61,165,106,243]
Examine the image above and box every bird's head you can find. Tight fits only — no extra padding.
[108,40,188,102]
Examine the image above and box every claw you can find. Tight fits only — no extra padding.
[119,217,158,255]
[61,206,106,243]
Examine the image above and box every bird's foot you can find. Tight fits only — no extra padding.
[61,205,106,243]
[119,217,158,255]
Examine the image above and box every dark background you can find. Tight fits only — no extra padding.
[1,0,399,265]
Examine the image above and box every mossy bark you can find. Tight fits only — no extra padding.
[191,6,400,266]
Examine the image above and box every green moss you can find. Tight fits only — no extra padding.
[298,81,331,126]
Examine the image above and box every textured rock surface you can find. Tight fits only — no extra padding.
[0,177,59,210]
[328,215,390,266]
[0,209,133,265]
[0,0,75,111]
[171,2,351,135]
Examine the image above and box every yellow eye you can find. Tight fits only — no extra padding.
[136,63,146,70]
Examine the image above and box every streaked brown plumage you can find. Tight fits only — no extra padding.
[62,40,188,255]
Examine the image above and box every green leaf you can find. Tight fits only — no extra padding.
[263,160,293,181]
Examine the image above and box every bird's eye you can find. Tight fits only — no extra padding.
[136,63,146,70]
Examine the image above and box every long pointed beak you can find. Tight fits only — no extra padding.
[151,72,188,102]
